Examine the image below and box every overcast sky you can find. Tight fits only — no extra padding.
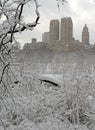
[15,0,95,47]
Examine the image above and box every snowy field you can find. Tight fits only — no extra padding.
[1,48,95,130]
[0,71,95,130]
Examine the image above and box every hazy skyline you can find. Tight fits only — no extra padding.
[15,0,95,47]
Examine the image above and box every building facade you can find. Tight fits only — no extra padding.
[61,17,73,44]
[82,24,89,45]
[49,20,59,44]
[42,32,49,43]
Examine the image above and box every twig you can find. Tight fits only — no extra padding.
[0,63,10,84]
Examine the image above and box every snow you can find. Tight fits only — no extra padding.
[0,73,93,130]
[37,74,63,86]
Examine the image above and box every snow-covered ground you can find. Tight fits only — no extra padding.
[0,73,95,130]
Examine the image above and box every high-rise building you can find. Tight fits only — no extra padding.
[82,24,89,45]
[49,20,59,44]
[61,17,73,44]
[42,32,49,43]
[47,17,89,51]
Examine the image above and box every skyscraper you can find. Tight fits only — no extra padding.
[47,17,85,51]
[82,24,89,45]
[49,19,59,44]
[42,32,49,43]
[61,17,73,44]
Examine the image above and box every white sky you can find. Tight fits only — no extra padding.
[15,0,95,47]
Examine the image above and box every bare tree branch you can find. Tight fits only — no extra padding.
[0,63,10,84]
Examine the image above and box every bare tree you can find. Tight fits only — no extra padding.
[0,0,40,86]
[56,0,67,9]
[0,0,40,127]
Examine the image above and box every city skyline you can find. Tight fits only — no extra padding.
[15,0,95,48]
[22,17,90,52]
